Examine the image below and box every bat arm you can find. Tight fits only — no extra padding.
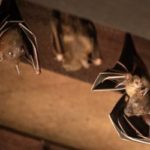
[123,115,148,139]
[116,61,129,72]
[115,81,126,88]
[102,75,126,83]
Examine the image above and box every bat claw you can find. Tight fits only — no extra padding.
[115,81,125,88]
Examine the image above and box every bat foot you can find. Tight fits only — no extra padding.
[93,58,102,66]
[56,53,64,62]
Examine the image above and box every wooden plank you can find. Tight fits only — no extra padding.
[24,0,150,40]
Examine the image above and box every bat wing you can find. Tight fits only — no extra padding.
[113,33,149,77]
[0,0,22,22]
[109,94,150,144]
[92,72,126,91]
[18,23,40,74]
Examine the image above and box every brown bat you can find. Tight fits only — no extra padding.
[0,21,40,75]
[50,11,102,71]
[0,0,40,75]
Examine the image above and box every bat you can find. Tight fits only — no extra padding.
[92,33,150,143]
[0,0,40,75]
[50,10,102,71]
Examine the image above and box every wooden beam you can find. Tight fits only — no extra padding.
[25,0,150,40]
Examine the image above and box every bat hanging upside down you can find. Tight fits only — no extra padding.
[50,12,102,71]
[0,23,40,75]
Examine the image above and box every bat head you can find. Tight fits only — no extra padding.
[0,27,25,63]
[125,75,146,97]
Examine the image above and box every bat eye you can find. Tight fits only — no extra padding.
[8,51,16,59]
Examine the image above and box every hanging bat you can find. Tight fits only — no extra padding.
[92,33,150,143]
[0,0,40,75]
[50,11,102,71]
[0,20,40,75]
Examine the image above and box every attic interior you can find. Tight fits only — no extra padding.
[0,0,150,150]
